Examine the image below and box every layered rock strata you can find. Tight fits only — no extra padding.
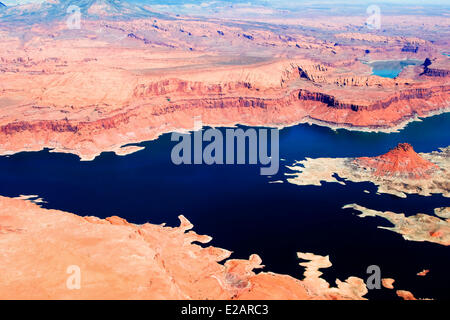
[0,15,449,160]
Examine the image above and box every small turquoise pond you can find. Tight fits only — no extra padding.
[364,59,423,78]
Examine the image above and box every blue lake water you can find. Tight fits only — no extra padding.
[365,59,423,78]
[1,113,449,300]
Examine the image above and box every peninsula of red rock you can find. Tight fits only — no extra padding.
[287,143,449,198]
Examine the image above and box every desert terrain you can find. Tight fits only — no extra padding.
[0,0,449,301]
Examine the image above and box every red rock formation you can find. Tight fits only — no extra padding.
[133,79,255,97]
[382,278,395,289]
[298,86,449,112]
[355,143,439,179]
[417,269,430,277]
[423,68,450,78]
[335,33,428,46]
[397,290,417,300]
[430,230,444,238]
[422,59,450,78]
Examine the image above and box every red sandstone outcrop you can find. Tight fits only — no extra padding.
[382,278,395,289]
[417,269,430,277]
[355,143,439,179]
[0,196,368,300]
[396,290,417,300]
[286,145,449,198]
[298,86,449,112]
[422,58,450,78]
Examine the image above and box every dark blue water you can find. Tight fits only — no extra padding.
[1,113,449,300]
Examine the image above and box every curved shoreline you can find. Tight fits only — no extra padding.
[285,144,450,198]
[1,106,448,162]
[0,195,370,300]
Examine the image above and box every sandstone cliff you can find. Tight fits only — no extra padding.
[0,14,448,161]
